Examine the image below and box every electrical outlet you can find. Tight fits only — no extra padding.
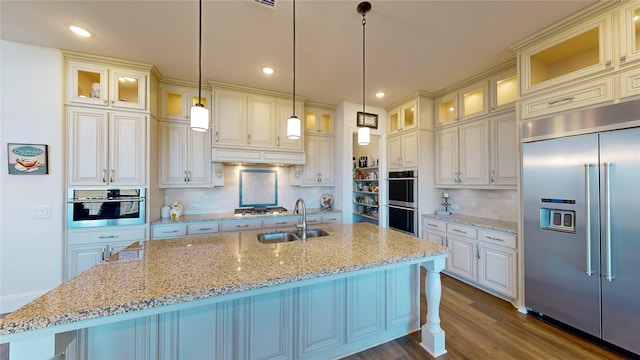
[191,203,201,210]
[450,203,459,210]
[34,206,51,218]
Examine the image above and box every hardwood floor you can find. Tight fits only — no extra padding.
[343,270,637,360]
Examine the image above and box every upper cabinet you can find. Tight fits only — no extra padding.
[305,105,335,134]
[66,57,149,111]
[160,84,211,122]
[435,80,488,127]
[516,14,614,96]
[388,100,418,135]
[619,2,640,66]
[489,69,518,112]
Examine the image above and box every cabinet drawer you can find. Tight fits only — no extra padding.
[446,223,476,239]
[152,224,187,239]
[220,220,262,232]
[306,215,322,225]
[422,218,446,233]
[187,222,219,235]
[322,214,342,223]
[619,66,640,99]
[520,78,614,120]
[68,226,146,245]
[477,229,517,249]
[262,218,298,229]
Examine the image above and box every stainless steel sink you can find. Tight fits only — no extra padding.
[257,228,329,243]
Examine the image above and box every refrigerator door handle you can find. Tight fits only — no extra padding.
[604,162,614,282]
[585,164,595,276]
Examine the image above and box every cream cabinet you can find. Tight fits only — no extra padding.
[435,80,489,127]
[67,107,146,186]
[160,84,212,122]
[291,134,335,186]
[213,87,303,151]
[619,66,640,99]
[435,120,489,186]
[489,113,517,186]
[158,122,222,188]
[66,58,148,111]
[489,69,518,112]
[619,2,640,67]
[387,132,418,170]
[305,105,335,134]
[388,100,418,135]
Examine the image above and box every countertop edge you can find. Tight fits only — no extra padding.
[422,213,517,234]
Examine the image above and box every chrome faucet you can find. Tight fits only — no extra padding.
[294,198,307,241]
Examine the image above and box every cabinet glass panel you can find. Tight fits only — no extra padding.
[496,75,518,107]
[78,70,102,99]
[389,112,399,132]
[191,94,207,107]
[437,99,456,124]
[320,113,332,132]
[115,76,139,104]
[403,106,415,128]
[463,88,484,116]
[166,91,184,116]
[530,27,599,86]
[305,112,316,131]
[635,9,640,53]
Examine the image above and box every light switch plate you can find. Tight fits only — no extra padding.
[35,206,51,218]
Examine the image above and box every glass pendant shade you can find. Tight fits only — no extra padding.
[190,103,209,132]
[287,115,301,139]
[358,126,370,145]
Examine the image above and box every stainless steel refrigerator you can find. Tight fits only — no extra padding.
[522,104,639,355]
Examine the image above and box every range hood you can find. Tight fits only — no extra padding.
[212,147,305,166]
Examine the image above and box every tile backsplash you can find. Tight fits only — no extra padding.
[163,165,334,216]
[436,189,518,223]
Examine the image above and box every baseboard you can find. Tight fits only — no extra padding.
[0,289,48,314]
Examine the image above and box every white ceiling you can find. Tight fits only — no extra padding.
[1,0,596,108]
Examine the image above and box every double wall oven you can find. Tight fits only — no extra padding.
[67,188,146,228]
[387,170,417,236]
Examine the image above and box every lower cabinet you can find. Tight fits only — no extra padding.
[422,217,517,300]
[69,265,420,360]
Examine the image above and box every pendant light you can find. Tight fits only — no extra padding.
[287,0,301,139]
[357,1,371,146]
[190,0,209,132]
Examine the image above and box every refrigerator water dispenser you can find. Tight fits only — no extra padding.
[540,207,575,233]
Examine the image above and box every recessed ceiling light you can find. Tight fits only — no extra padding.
[375,92,385,98]
[68,25,92,38]
[262,67,274,75]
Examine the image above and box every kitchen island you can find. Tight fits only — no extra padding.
[0,223,449,359]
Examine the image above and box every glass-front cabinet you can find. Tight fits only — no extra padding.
[67,60,147,110]
[490,69,518,111]
[161,85,211,121]
[388,100,418,135]
[305,105,335,134]
[619,2,640,66]
[435,92,458,127]
[518,13,613,95]
[460,81,489,120]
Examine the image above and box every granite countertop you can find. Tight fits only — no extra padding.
[0,223,448,336]
[422,213,517,234]
[152,208,342,225]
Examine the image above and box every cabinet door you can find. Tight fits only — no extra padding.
[619,2,640,66]
[387,136,402,169]
[446,235,476,281]
[459,120,489,185]
[304,105,334,134]
[248,96,276,148]
[161,86,188,120]
[346,271,384,342]
[400,132,418,168]
[159,122,188,186]
[477,244,516,299]
[297,280,345,358]
[109,67,147,110]
[186,127,212,186]
[400,100,418,132]
[490,70,518,111]
[423,231,445,246]
[435,128,458,185]
[317,136,335,185]
[244,290,293,360]
[491,114,517,186]
[68,244,105,278]
[435,92,459,127]
[387,107,401,135]
[109,112,146,186]
[68,107,108,185]
[67,60,109,107]
[214,90,247,147]
[460,81,489,120]
[386,266,419,330]
[86,317,153,360]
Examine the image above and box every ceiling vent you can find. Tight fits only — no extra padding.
[251,0,276,9]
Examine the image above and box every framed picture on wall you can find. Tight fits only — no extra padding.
[7,143,48,175]
[356,111,378,129]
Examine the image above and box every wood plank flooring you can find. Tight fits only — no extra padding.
[342,270,637,360]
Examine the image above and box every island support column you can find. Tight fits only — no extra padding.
[420,256,447,357]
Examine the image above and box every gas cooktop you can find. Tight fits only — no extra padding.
[234,206,288,216]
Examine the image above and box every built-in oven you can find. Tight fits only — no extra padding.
[67,188,146,228]
[387,171,417,236]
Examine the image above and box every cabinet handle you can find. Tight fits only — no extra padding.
[237,224,250,228]
[101,248,105,261]
[109,169,114,183]
[184,170,188,182]
[102,169,107,183]
[486,236,504,242]
[98,235,119,239]
[215,131,220,142]
[103,99,108,104]
[606,59,612,68]
[275,221,287,225]
[162,230,180,234]
[477,246,481,259]
[453,228,467,234]
[197,227,213,231]
[108,247,114,257]
[426,223,439,227]
[187,170,191,182]
[277,136,280,146]
[548,97,574,106]
[490,170,495,183]
[248,134,252,144]
[620,55,626,65]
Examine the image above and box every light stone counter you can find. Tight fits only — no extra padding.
[151,208,342,225]
[0,223,450,358]
[423,213,517,234]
